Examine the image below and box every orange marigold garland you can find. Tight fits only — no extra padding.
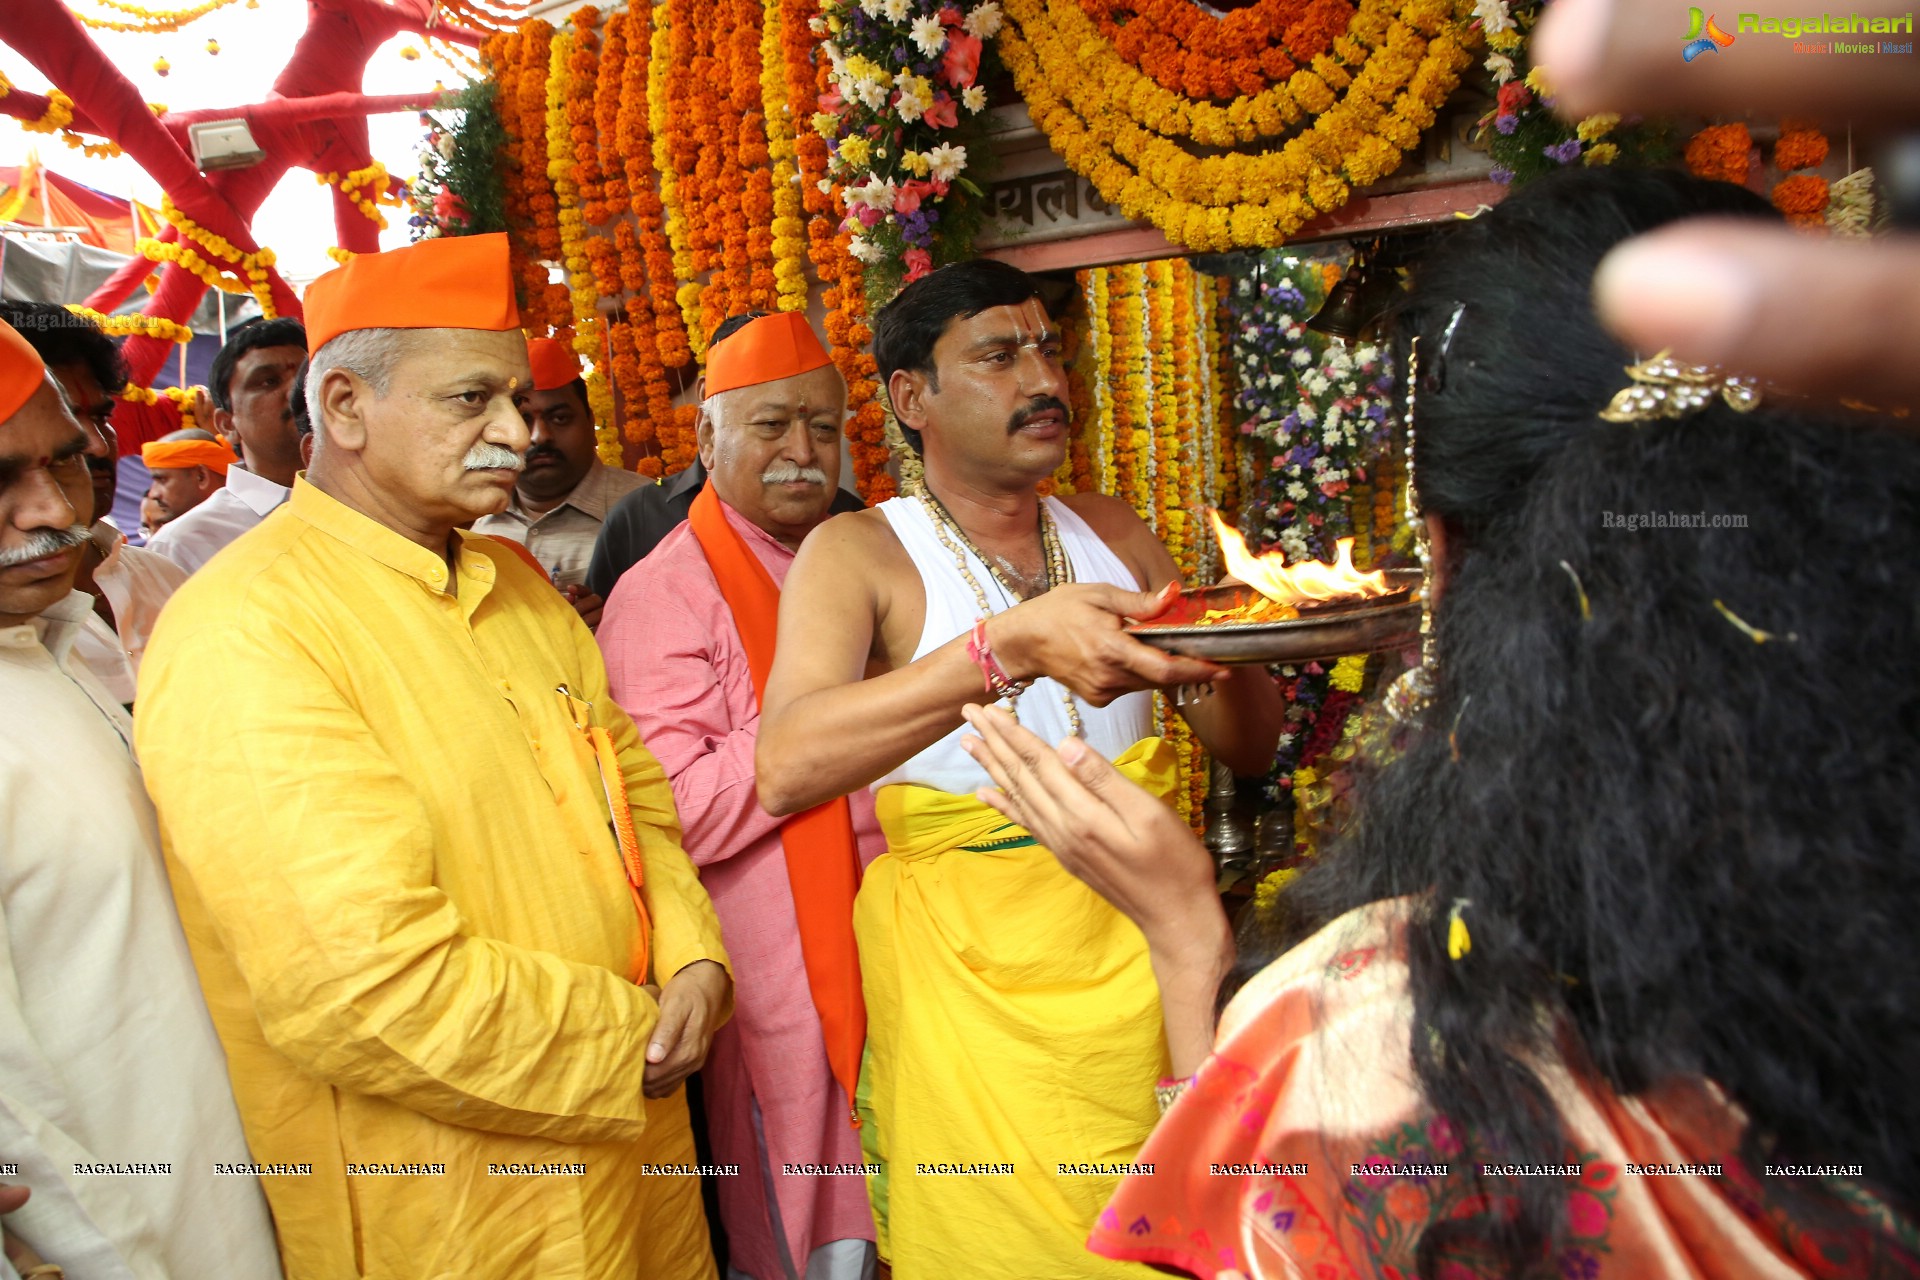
[1771,173,1830,228]
[1773,120,1828,173]
[653,0,709,372]
[1684,122,1753,186]
[620,2,693,375]
[594,11,631,218]
[1079,0,1350,101]
[568,8,610,229]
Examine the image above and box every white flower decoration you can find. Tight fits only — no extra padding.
[926,141,968,182]
[910,14,947,56]
[846,175,898,212]
[847,235,887,263]
[964,1,1005,37]
[962,84,987,113]
[881,0,913,19]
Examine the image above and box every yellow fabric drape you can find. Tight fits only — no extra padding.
[136,478,730,1280]
[857,737,1176,1279]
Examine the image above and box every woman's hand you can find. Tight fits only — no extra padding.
[960,703,1233,1075]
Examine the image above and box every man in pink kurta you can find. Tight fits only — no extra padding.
[599,313,880,1280]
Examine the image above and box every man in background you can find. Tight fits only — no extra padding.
[0,313,281,1279]
[472,336,648,628]
[601,313,880,1280]
[139,424,231,532]
[585,315,863,601]
[144,316,306,573]
[0,301,186,704]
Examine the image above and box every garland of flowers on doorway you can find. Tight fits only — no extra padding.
[1051,258,1240,827]
[1000,0,1478,250]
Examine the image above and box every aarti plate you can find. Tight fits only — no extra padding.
[1127,570,1424,665]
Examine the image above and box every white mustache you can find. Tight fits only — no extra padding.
[463,443,525,472]
[761,460,828,485]
[0,524,89,568]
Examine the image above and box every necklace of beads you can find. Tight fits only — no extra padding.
[918,491,1084,737]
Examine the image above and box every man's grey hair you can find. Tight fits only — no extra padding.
[304,328,420,433]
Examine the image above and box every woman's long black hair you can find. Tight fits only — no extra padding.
[1254,167,1920,1276]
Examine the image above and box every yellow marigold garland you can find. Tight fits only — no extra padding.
[119,383,204,432]
[142,198,278,317]
[68,0,244,33]
[1107,265,1148,519]
[542,30,619,466]
[1001,0,1475,249]
[315,161,398,229]
[759,0,810,313]
[66,305,192,345]
[1065,262,1235,824]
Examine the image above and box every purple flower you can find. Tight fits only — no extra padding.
[1545,139,1583,164]
[1495,113,1518,134]
[1490,164,1515,185]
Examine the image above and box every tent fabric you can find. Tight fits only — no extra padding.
[0,158,164,255]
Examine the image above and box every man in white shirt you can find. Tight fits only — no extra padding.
[0,314,283,1278]
[472,336,648,629]
[145,317,306,574]
[0,301,189,703]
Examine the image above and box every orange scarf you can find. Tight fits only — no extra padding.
[689,484,865,1125]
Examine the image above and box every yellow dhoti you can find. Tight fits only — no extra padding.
[856,737,1175,1279]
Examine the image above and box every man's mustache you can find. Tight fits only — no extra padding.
[0,523,90,568]
[762,459,828,486]
[462,443,525,472]
[1009,396,1068,433]
[525,445,564,465]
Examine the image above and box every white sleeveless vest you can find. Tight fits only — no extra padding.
[872,495,1153,795]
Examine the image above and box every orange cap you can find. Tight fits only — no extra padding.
[303,233,520,356]
[527,336,582,391]
[142,438,239,474]
[0,316,49,423]
[704,312,833,396]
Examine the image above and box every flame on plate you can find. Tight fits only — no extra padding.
[1207,508,1395,605]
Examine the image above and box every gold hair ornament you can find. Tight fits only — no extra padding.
[1598,350,1761,424]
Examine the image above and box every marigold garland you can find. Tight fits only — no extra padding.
[615,2,691,465]
[651,0,708,373]
[0,73,107,161]
[1002,0,1476,250]
[66,305,192,345]
[119,383,204,433]
[143,198,279,318]
[1773,123,1829,173]
[1065,261,1241,824]
[649,0,704,469]
[567,9,611,231]
[1079,0,1350,103]
[594,11,631,218]
[544,29,619,466]
[1684,122,1753,185]
[1771,173,1830,228]
[68,0,244,33]
[759,0,810,313]
[316,161,399,229]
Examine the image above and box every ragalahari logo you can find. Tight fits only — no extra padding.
[1684,6,1738,57]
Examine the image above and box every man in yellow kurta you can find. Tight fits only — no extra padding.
[135,233,733,1280]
